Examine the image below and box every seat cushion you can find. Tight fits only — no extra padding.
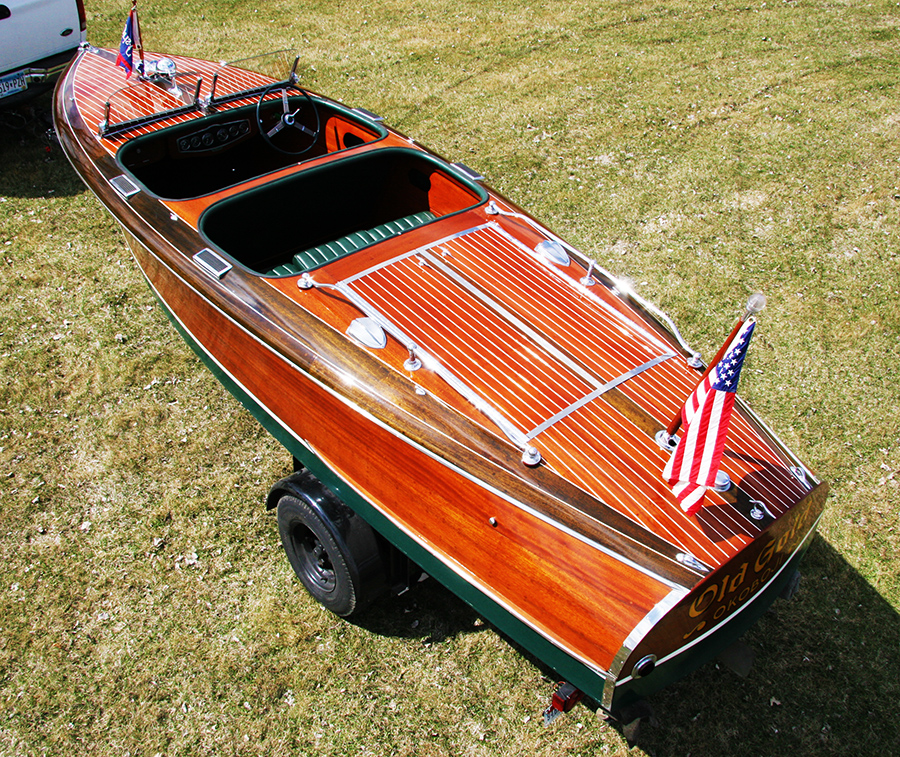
[290,210,436,273]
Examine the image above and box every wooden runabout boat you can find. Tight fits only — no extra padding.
[54,43,827,722]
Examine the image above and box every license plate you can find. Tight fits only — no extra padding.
[0,71,28,100]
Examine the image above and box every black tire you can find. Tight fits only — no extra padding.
[276,479,388,617]
[277,494,358,616]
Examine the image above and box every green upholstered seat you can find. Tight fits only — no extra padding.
[268,263,303,277]
[265,210,436,277]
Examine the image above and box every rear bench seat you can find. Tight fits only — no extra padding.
[266,210,436,277]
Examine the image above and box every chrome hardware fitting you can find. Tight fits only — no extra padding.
[297,273,315,290]
[580,259,596,286]
[404,347,422,372]
[790,465,812,489]
[347,317,387,349]
[676,552,709,572]
[632,654,657,680]
[534,239,570,266]
[655,430,678,451]
[713,470,732,493]
[350,106,384,123]
[451,162,484,182]
[749,497,776,521]
[522,446,542,467]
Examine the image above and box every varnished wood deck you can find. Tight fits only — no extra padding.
[272,220,809,568]
[61,45,819,573]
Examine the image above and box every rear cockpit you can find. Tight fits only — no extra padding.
[199,147,487,276]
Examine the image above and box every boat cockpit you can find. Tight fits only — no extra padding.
[199,147,488,276]
[116,82,386,200]
[105,50,488,277]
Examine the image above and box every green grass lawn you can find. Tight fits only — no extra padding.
[1,0,898,754]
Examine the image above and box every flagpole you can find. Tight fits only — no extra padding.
[663,293,766,440]
[132,0,145,76]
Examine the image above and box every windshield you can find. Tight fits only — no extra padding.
[208,50,296,101]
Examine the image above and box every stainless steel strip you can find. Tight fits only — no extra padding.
[525,353,676,441]
[486,205,702,361]
[317,279,530,450]
[341,223,495,285]
[420,245,613,393]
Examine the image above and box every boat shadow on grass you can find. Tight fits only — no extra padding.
[347,576,489,647]
[631,536,899,755]
[349,536,898,754]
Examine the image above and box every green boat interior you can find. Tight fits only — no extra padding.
[199,147,488,276]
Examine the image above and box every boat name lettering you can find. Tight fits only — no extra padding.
[682,496,820,641]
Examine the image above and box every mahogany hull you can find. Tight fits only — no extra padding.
[53,46,827,715]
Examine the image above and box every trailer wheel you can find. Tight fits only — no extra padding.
[275,470,395,617]
[276,494,360,616]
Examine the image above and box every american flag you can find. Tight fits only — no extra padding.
[663,320,756,516]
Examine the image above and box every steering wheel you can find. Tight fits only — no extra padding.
[255,82,321,156]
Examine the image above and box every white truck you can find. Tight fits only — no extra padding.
[0,0,87,109]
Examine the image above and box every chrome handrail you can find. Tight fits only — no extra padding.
[300,225,678,466]
[485,202,703,366]
[310,279,532,454]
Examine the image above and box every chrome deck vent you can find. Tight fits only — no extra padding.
[347,317,387,349]
[192,248,232,279]
[534,239,569,266]
[110,174,140,199]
